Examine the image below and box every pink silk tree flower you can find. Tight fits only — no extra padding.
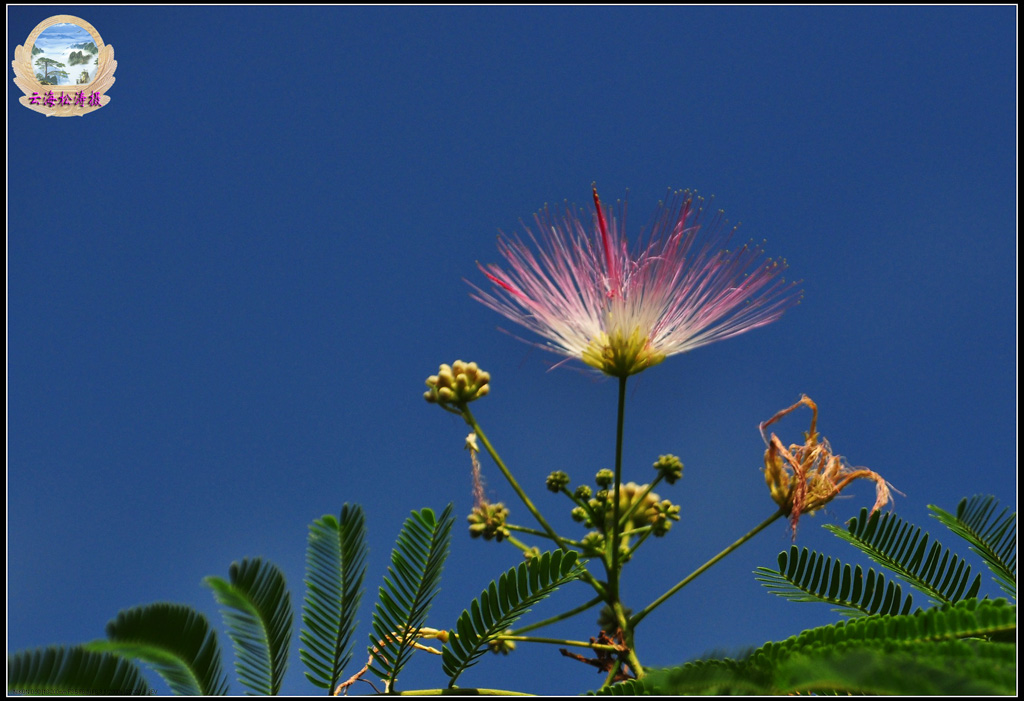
[471,188,801,378]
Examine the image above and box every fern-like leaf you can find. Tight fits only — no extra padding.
[205,558,293,695]
[825,508,982,605]
[8,646,152,695]
[774,640,1016,695]
[755,545,915,617]
[649,598,1016,695]
[442,550,585,686]
[300,504,368,692]
[930,495,1016,599]
[652,640,1016,695]
[368,504,454,692]
[85,602,229,695]
[755,597,1014,656]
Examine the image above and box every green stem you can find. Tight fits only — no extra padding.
[622,528,654,561]
[504,524,548,538]
[504,535,533,555]
[497,635,620,651]
[630,508,786,628]
[463,407,607,599]
[561,486,601,524]
[602,377,642,681]
[506,523,583,548]
[608,376,628,598]
[619,526,651,539]
[510,595,603,635]
[602,663,621,689]
[463,408,568,552]
[396,688,533,696]
[625,646,644,678]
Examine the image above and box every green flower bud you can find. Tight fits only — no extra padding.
[595,469,614,488]
[574,484,592,500]
[570,506,589,523]
[545,470,570,492]
[653,454,684,484]
[581,531,606,557]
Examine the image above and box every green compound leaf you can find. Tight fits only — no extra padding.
[300,504,368,692]
[368,505,454,692]
[930,495,1016,599]
[85,602,228,695]
[648,598,1016,695]
[205,558,293,695]
[825,508,982,605]
[442,550,586,687]
[755,545,915,617]
[8,645,152,696]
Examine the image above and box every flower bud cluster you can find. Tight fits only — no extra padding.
[578,481,680,534]
[528,455,685,559]
[467,501,510,542]
[653,454,684,484]
[424,360,490,406]
[580,531,607,557]
[545,470,570,493]
[650,500,681,536]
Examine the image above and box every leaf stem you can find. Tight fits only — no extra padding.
[510,595,603,635]
[504,534,534,555]
[630,508,786,628]
[506,523,583,548]
[497,635,621,651]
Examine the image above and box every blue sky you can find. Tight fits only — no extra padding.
[8,6,1016,696]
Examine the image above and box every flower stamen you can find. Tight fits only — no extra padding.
[472,187,800,378]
